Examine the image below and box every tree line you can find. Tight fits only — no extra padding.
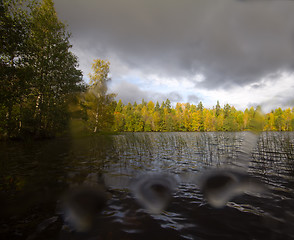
[110,100,294,132]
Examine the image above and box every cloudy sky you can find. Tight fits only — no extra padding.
[54,0,294,112]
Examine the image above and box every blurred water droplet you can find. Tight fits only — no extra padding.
[131,173,178,214]
[61,186,108,232]
[199,169,266,208]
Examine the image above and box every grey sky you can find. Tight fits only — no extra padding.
[54,0,294,110]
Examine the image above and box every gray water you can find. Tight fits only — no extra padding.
[0,132,294,239]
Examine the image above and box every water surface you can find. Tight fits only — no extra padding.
[1,132,293,239]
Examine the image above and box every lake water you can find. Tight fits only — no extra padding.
[0,132,294,239]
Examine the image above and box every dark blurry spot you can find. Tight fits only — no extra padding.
[199,169,266,208]
[131,173,178,214]
[61,186,108,232]
[150,183,169,194]
[250,83,263,89]
[203,174,234,190]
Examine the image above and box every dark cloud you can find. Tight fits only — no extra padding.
[166,92,183,102]
[111,81,149,104]
[250,83,263,89]
[188,94,200,103]
[111,81,183,104]
[55,0,294,90]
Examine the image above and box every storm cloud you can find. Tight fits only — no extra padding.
[112,81,184,105]
[188,94,201,103]
[54,0,294,109]
[55,0,294,86]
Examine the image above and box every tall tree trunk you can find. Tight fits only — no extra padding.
[34,94,41,118]
[94,104,99,133]
[34,94,43,137]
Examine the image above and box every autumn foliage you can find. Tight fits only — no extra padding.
[111,100,294,132]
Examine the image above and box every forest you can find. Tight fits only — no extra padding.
[1,0,294,140]
[110,100,294,133]
[1,0,84,139]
